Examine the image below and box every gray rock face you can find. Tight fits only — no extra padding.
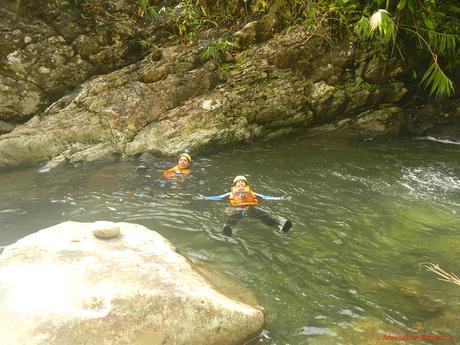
[0,221,264,345]
[0,27,411,168]
[0,0,144,122]
[1,2,455,169]
[0,47,221,167]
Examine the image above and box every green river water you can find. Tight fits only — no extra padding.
[0,135,459,344]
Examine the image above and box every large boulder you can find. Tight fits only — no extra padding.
[0,221,264,345]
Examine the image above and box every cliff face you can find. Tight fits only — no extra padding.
[0,0,145,123]
[0,0,458,169]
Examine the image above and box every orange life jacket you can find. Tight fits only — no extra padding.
[229,186,259,207]
[162,165,191,178]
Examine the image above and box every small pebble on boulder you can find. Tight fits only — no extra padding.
[91,221,121,239]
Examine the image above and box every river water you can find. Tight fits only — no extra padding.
[1,135,459,344]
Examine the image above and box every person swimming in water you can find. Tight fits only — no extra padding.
[200,175,292,236]
[162,153,192,179]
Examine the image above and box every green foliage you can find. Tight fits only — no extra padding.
[19,0,459,99]
[327,0,360,31]
[138,39,152,50]
[369,10,396,43]
[158,0,217,43]
[426,31,457,56]
[218,63,233,78]
[356,78,372,91]
[202,38,236,65]
[193,1,459,98]
[355,10,396,43]
[354,16,372,39]
[420,60,454,98]
[353,1,459,98]
[137,0,158,18]
[273,0,358,34]
[252,0,270,14]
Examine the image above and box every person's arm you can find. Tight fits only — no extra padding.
[199,192,231,201]
[254,192,290,200]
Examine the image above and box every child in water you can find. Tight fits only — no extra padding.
[200,175,292,236]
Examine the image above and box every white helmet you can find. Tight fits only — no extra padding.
[233,175,248,185]
[178,152,191,163]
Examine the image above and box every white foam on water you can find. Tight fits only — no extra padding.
[400,167,460,203]
[416,136,460,145]
[0,209,26,216]
[299,326,337,336]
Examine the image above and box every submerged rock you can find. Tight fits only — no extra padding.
[0,221,264,345]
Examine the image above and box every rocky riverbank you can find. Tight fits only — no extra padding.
[0,0,458,169]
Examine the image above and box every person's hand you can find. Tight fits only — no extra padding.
[281,195,292,200]
[194,194,205,200]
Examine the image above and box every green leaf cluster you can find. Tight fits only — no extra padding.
[137,0,158,18]
[202,38,236,65]
[160,0,218,43]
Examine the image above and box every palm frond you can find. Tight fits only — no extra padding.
[427,30,458,56]
[420,60,455,98]
[369,9,396,43]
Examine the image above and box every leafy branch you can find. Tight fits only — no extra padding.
[401,26,455,98]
